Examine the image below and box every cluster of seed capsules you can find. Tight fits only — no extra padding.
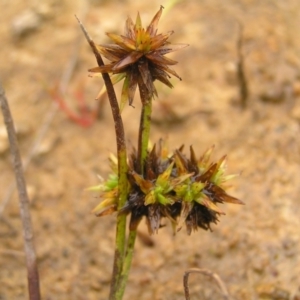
[92,142,243,235]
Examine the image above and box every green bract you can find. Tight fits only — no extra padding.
[93,143,243,234]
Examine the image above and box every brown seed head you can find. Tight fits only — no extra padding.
[89,6,188,110]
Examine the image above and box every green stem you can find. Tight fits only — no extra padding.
[75,18,128,300]
[115,78,154,299]
[110,149,128,300]
[137,77,153,175]
[115,230,137,299]
[137,100,153,174]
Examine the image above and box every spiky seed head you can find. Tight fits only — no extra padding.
[91,142,243,234]
[89,6,188,111]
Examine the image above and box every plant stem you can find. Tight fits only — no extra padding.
[116,78,154,299]
[110,150,128,300]
[0,82,41,300]
[137,77,153,175]
[115,230,137,299]
[75,17,128,299]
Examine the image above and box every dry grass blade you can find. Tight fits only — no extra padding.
[236,22,248,109]
[0,82,41,300]
[183,268,231,300]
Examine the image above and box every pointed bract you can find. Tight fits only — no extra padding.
[92,142,242,235]
[146,5,163,36]
[89,7,187,110]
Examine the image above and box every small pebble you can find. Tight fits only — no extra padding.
[259,88,284,104]
[0,122,32,155]
[224,61,238,85]
[292,81,300,96]
[0,126,9,154]
[291,104,300,121]
[35,3,54,19]
[27,185,37,202]
[0,138,9,154]
[15,122,32,138]
[11,9,41,38]
[256,284,290,300]
[34,135,58,156]
[293,293,300,300]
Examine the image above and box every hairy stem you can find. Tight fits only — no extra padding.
[0,82,41,300]
[76,17,128,299]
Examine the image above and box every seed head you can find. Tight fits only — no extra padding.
[89,6,188,110]
[91,142,243,235]
[122,143,243,234]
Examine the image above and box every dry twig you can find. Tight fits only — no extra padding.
[236,22,248,109]
[0,82,41,300]
[183,268,231,300]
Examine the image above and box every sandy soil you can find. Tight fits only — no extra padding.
[1,0,300,299]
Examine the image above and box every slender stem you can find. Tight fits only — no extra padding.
[137,101,152,174]
[115,78,154,299]
[137,77,153,175]
[115,230,137,299]
[0,82,41,300]
[75,17,128,299]
[110,151,128,300]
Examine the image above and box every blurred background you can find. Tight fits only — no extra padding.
[0,0,300,299]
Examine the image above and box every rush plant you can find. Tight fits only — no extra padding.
[77,6,243,300]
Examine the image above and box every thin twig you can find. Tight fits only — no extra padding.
[75,15,127,155]
[0,82,41,300]
[75,16,128,300]
[236,22,248,109]
[183,268,231,300]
